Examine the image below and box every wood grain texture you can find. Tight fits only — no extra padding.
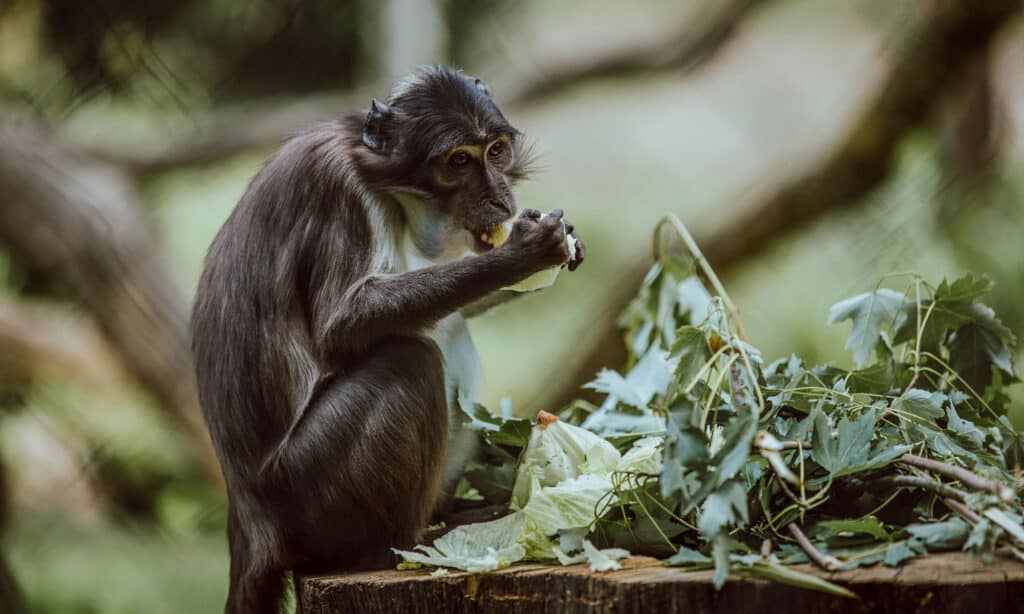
[298,552,1024,613]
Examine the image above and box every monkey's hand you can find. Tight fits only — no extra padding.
[503,208,574,274]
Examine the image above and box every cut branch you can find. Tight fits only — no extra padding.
[901,453,1013,501]
[544,0,1022,411]
[0,123,221,484]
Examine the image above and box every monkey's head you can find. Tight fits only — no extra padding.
[359,66,534,253]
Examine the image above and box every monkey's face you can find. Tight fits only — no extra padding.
[435,134,519,253]
[361,67,534,255]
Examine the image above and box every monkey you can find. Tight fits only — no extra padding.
[191,66,585,614]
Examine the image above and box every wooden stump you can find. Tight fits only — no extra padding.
[298,552,1024,613]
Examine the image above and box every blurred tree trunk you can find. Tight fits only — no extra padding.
[0,123,221,485]
[545,0,1023,410]
[503,0,770,102]
[937,48,1004,223]
[381,0,445,82]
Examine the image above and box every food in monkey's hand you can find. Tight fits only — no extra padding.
[481,212,578,292]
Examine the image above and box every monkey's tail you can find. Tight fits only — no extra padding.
[226,512,285,614]
[226,565,284,614]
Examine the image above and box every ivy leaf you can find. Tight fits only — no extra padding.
[828,288,911,367]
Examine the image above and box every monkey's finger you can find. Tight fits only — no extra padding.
[521,208,542,220]
[540,211,563,229]
[568,233,585,271]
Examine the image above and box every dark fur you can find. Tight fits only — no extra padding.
[192,66,582,614]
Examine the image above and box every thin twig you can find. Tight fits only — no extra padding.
[657,214,765,417]
[901,454,1013,501]
[883,475,969,502]
[787,523,841,571]
[943,497,981,525]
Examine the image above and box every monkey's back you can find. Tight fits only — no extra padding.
[191,123,373,482]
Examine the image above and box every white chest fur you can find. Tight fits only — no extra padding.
[397,216,483,494]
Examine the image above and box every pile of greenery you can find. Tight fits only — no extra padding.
[447,215,1023,594]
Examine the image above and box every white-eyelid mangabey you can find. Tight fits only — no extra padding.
[190,65,585,614]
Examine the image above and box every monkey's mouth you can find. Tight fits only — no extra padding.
[472,219,513,253]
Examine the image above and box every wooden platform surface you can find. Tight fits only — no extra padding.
[298,551,1024,613]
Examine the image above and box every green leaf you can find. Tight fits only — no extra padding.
[949,303,1017,396]
[818,517,890,541]
[711,534,731,589]
[811,409,874,475]
[894,389,946,419]
[671,325,711,386]
[584,349,677,409]
[811,407,907,477]
[894,275,992,350]
[735,560,855,598]
[828,288,912,367]
[711,415,757,486]
[664,546,712,566]
[698,480,748,538]
[486,417,533,448]
[464,462,515,505]
[906,518,970,550]
[845,363,893,395]
[881,539,923,566]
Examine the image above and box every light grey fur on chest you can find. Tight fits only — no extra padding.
[368,194,483,495]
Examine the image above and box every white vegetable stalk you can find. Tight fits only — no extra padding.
[480,212,578,292]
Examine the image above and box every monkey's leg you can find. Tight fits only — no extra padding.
[266,335,449,570]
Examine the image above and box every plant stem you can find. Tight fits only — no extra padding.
[901,454,1013,501]
[884,475,969,502]
[657,214,764,417]
[787,523,841,571]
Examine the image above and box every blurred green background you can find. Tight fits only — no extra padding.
[1,0,1022,611]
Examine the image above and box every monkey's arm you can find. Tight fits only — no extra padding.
[459,289,530,318]
[316,250,530,357]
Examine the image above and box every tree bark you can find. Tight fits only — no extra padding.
[0,122,221,483]
[298,551,1024,614]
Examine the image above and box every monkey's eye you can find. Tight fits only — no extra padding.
[487,142,505,158]
[449,151,471,167]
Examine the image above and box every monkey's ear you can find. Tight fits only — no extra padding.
[362,99,394,153]
[474,78,492,98]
